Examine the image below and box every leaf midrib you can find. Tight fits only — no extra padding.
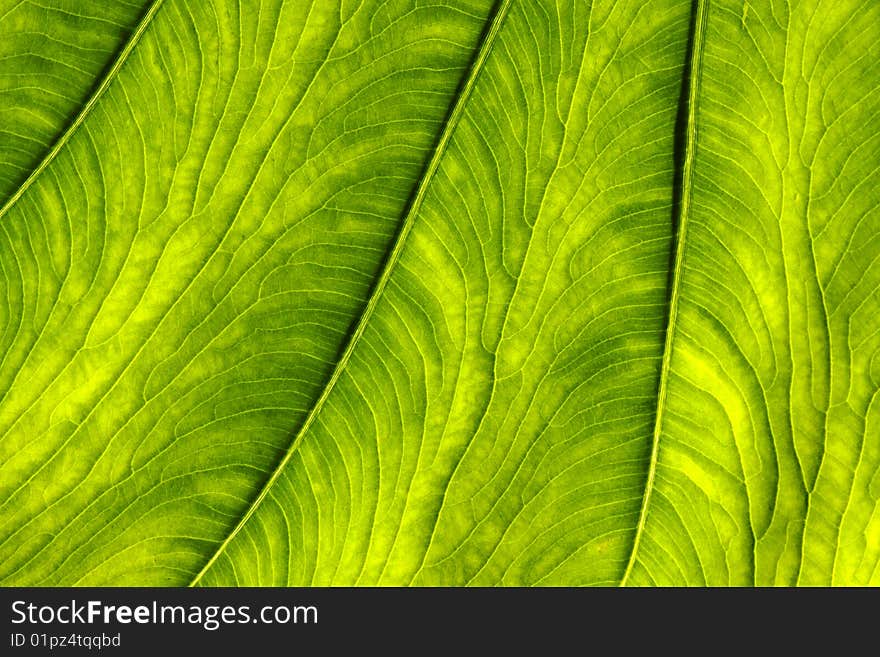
[187,0,514,587]
[620,0,709,586]
[0,0,166,222]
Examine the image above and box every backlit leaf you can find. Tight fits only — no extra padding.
[0,0,877,586]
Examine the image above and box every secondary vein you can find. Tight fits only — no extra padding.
[188,0,514,587]
[0,0,166,222]
[620,0,709,586]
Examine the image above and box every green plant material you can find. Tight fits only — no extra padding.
[0,0,155,202]
[0,0,877,586]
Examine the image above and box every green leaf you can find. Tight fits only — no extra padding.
[0,0,878,586]
[0,0,157,203]
[625,0,880,586]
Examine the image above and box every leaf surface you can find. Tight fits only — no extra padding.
[0,0,498,584]
[0,0,878,586]
[627,0,880,586]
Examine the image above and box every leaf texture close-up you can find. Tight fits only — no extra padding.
[0,0,878,586]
